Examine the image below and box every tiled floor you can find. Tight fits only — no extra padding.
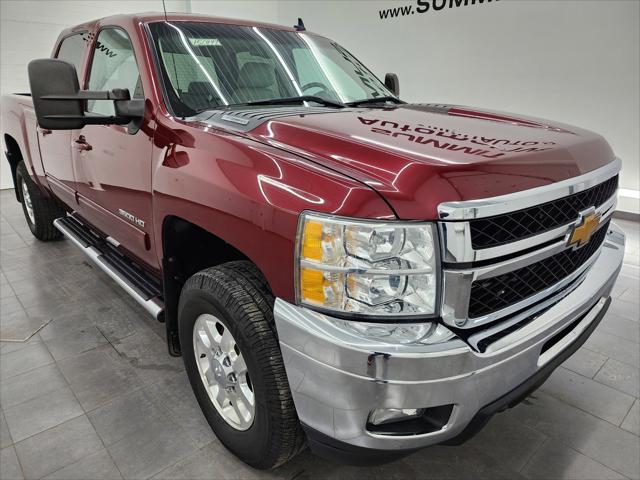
[1,188,638,480]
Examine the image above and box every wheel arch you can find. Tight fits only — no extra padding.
[161,214,276,356]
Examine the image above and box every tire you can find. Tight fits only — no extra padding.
[178,261,306,469]
[15,161,64,241]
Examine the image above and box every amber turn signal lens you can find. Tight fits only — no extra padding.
[301,220,323,261]
[300,267,325,303]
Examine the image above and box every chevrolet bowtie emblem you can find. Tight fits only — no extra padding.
[567,209,601,249]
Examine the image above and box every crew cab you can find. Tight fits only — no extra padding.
[1,12,625,468]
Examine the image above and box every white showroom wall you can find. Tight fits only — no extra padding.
[1,0,638,214]
[190,0,280,24]
[275,0,640,213]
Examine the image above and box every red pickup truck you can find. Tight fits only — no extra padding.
[1,12,625,469]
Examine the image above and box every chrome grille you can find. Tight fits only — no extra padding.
[468,220,610,318]
[438,159,620,338]
[469,176,618,249]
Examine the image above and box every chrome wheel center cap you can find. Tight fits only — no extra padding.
[213,361,224,384]
[211,358,230,388]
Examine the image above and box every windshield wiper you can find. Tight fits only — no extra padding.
[232,96,346,109]
[347,96,404,107]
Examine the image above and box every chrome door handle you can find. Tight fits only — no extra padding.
[74,136,92,151]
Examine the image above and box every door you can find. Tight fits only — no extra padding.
[39,32,88,206]
[72,27,156,268]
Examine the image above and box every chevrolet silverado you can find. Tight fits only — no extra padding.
[1,12,625,468]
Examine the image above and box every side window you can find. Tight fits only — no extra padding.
[56,33,88,81]
[87,28,143,116]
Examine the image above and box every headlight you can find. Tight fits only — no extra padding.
[295,212,439,317]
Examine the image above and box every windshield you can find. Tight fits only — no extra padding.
[148,22,394,116]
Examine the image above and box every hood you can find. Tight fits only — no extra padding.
[244,104,616,219]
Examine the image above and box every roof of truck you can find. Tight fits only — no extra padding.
[66,12,300,34]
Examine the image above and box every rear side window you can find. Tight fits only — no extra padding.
[56,33,88,81]
[87,28,143,116]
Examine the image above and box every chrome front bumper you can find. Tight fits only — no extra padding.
[274,223,625,453]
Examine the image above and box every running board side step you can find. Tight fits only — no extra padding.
[53,216,164,322]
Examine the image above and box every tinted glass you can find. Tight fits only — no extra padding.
[87,28,143,115]
[148,22,393,116]
[56,33,88,81]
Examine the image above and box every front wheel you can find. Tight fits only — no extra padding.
[178,261,306,469]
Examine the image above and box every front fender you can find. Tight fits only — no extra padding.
[151,120,395,301]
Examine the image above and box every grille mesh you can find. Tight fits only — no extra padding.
[468,221,610,318]
[470,176,618,249]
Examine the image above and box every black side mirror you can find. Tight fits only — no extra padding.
[384,73,400,97]
[29,59,84,130]
[28,59,144,133]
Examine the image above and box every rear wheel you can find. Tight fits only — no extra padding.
[178,261,306,469]
[15,161,64,241]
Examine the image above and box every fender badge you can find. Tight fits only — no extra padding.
[118,209,145,228]
[567,208,600,249]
